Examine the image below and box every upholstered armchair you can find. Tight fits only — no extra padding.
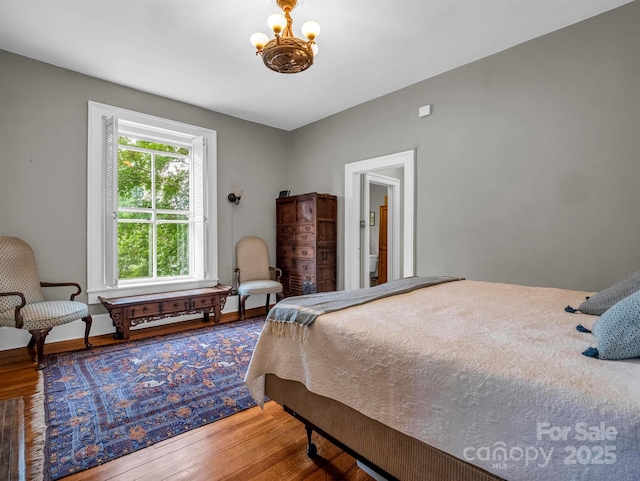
[235,236,283,321]
[0,237,92,370]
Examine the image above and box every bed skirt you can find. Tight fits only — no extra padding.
[265,374,503,481]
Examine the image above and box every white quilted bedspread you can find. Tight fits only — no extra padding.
[244,280,640,480]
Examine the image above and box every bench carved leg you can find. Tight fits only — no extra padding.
[213,296,222,323]
[112,308,130,341]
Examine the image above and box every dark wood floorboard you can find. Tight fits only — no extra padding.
[0,309,371,480]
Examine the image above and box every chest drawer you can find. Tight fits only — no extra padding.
[294,231,315,243]
[277,225,298,242]
[278,232,294,243]
[278,225,315,243]
[161,299,190,314]
[129,302,161,318]
[298,224,314,234]
[191,295,216,310]
[279,258,315,275]
[277,245,315,259]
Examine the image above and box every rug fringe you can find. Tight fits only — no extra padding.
[265,319,308,341]
[29,371,46,481]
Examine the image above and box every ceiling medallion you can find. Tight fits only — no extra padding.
[250,0,320,74]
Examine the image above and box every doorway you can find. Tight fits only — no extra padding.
[344,150,415,290]
[363,173,400,287]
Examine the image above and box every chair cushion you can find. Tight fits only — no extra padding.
[0,300,88,330]
[238,280,283,296]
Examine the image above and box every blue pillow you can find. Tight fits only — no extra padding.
[583,290,640,360]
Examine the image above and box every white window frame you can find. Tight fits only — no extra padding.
[87,101,218,304]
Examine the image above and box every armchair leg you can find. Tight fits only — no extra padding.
[265,294,270,315]
[28,327,52,370]
[27,335,36,350]
[83,315,93,349]
[240,295,249,321]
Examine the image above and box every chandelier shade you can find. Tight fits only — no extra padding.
[267,14,287,34]
[300,20,320,40]
[250,0,320,74]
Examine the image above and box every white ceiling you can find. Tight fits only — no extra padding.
[0,0,631,131]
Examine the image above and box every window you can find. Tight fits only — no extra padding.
[88,102,218,304]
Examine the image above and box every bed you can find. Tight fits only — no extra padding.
[244,278,640,481]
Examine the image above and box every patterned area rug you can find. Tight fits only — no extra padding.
[39,317,265,480]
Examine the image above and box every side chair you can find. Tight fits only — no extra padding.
[0,236,92,370]
[235,236,283,321]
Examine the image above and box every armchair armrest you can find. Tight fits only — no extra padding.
[40,282,82,301]
[0,291,26,328]
[234,267,241,286]
[269,266,282,282]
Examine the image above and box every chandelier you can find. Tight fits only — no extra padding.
[250,0,320,74]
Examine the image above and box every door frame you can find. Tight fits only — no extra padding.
[344,150,415,290]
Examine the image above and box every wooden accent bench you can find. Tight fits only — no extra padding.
[98,285,232,341]
[0,397,26,481]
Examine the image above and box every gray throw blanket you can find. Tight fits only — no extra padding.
[265,276,463,339]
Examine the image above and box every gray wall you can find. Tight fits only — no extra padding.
[0,49,290,306]
[289,1,640,292]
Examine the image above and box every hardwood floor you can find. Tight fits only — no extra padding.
[0,310,372,481]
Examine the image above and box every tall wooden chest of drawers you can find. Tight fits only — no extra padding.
[276,192,337,297]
